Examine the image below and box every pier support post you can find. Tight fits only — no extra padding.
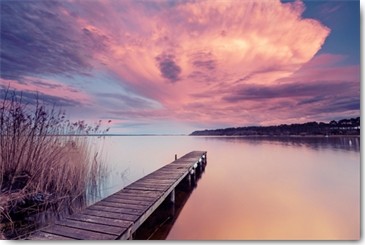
[188,168,196,188]
[175,154,177,160]
[169,189,175,203]
[190,168,195,175]
[126,228,133,240]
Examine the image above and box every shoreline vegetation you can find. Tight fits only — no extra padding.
[190,117,360,137]
[0,89,110,239]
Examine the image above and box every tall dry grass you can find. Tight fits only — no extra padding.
[0,88,110,238]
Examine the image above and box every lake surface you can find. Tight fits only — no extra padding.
[91,136,360,240]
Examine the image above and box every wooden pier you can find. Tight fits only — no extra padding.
[28,151,207,240]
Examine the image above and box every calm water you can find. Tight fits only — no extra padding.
[92,136,359,240]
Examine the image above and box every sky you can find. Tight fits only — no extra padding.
[0,0,361,134]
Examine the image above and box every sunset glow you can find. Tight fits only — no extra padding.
[0,0,360,133]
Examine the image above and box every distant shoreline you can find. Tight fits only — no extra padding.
[190,117,360,137]
[188,134,360,138]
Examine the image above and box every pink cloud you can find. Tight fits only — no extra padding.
[68,0,332,125]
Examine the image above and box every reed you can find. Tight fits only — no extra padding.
[0,88,110,238]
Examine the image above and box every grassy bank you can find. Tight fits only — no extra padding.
[0,89,109,239]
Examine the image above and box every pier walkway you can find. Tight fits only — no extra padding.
[28,151,207,240]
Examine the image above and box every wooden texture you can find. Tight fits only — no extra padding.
[27,151,206,240]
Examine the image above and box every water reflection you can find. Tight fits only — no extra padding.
[166,136,360,240]
[3,197,86,239]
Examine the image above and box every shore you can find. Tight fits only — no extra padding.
[190,134,360,138]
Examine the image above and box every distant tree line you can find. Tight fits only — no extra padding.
[190,117,360,136]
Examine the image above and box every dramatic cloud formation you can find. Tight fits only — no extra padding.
[0,0,360,133]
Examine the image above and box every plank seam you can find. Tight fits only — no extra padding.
[54,223,120,236]
[65,217,129,228]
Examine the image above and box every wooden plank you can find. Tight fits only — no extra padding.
[134,183,174,188]
[134,179,172,185]
[138,175,178,180]
[118,189,163,198]
[87,204,145,215]
[145,171,185,177]
[179,160,197,164]
[55,219,124,236]
[42,224,116,240]
[149,168,186,174]
[142,174,182,181]
[144,172,184,178]
[172,159,197,163]
[135,180,175,186]
[100,198,150,208]
[154,167,187,172]
[67,214,132,228]
[124,185,168,192]
[164,164,193,167]
[169,163,196,167]
[113,192,160,201]
[114,192,161,198]
[109,195,157,203]
[82,209,139,222]
[157,165,188,170]
[130,182,171,188]
[118,189,163,195]
[140,174,180,180]
[182,155,204,160]
[144,171,181,177]
[181,155,201,159]
[161,164,189,169]
[116,190,162,196]
[27,231,73,240]
[125,185,168,192]
[139,173,178,179]
[158,166,188,171]
[104,194,156,205]
[183,154,201,159]
[95,200,148,211]
[143,174,182,179]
